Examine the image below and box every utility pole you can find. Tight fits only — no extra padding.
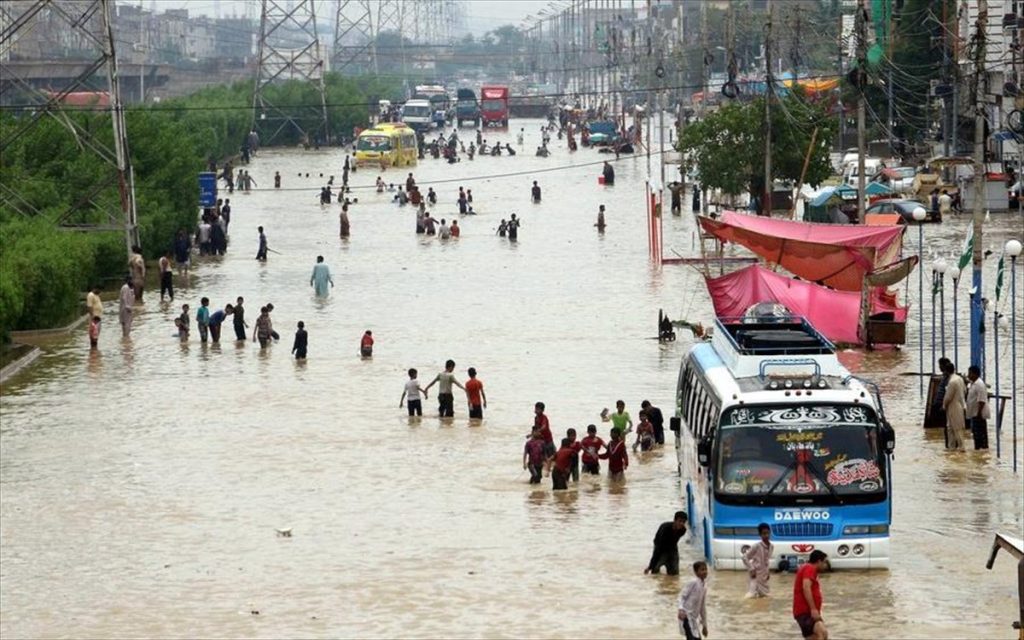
[970,0,988,370]
[838,10,846,149]
[701,1,709,119]
[885,0,894,155]
[942,0,951,158]
[855,0,867,223]
[763,3,773,217]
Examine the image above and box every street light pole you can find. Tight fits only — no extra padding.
[913,207,927,397]
[935,257,948,358]
[1006,239,1022,474]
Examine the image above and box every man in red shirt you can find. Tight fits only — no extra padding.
[360,330,374,357]
[600,427,629,480]
[793,550,829,640]
[551,438,575,490]
[464,367,487,419]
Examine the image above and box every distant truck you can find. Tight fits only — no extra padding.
[456,88,479,127]
[480,86,509,127]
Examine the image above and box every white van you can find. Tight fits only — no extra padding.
[401,99,433,131]
[844,157,884,186]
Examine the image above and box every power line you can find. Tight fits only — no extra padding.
[0,72,850,114]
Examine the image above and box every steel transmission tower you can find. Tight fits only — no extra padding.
[333,0,375,73]
[0,0,139,254]
[252,0,329,145]
[376,0,402,35]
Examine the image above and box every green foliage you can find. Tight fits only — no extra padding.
[678,90,836,197]
[0,73,395,338]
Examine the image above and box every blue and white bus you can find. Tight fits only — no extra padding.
[673,316,895,570]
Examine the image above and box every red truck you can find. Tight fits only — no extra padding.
[480,86,509,127]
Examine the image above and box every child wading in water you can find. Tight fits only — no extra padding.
[677,561,709,640]
[743,523,774,598]
[399,368,427,417]
[580,424,606,474]
[88,315,101,349]
[292,321,308,360]
[633,410,655,452]
[523,426,546,484]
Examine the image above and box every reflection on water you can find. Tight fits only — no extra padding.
[1,119,1021,638]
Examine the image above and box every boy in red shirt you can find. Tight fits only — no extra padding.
[465,367,487,419]
[633,410,655,453]
[522,426,546,484]
[580,424,606,474]
[534,402,555,467]
[793,550,829,640]
[551,438,575,490]
[600,427,629,480]
[360,330,374,357]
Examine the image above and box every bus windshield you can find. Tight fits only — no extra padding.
[481,99,505,112]
[357,136,391,151]
[715,404,885,505]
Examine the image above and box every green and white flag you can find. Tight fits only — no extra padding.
[955,225,974,284]
[995,254,1005,302]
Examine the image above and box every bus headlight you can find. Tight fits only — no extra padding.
[852,544,866,556]
[837,545,850,556]
[868,524,889,534]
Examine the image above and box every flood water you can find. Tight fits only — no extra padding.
[2,118,1022,638]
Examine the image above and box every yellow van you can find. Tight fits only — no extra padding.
[355,123,417,168]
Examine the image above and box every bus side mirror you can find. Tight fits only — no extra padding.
[880,421,896,454]
[697,436,713,466]
[670,417,681,433]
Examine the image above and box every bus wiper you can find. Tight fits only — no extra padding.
[764,457,799,496]
[804,459,840,500]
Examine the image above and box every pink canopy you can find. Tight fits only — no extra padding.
[699,212,905,292]
[705,265,909,345]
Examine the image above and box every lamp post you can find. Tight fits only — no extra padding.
[952,267,960,367]
[1006,238,1022,473]
[913,207,927,396]
[995,308,1004,459]
[934,257,948,359]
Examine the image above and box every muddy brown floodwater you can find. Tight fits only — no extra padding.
[2,118,1022,638]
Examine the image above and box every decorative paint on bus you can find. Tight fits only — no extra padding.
[675,316,895,571]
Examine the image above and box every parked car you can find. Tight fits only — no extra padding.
[865,198,933,222]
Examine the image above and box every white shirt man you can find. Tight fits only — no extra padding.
[938,191,953,216]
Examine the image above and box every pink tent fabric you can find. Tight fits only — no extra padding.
[705,265,908,345]
[699,212,905,291]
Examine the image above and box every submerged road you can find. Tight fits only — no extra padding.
[1,119,1022,638]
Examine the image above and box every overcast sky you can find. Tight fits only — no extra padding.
[145,1,553,34]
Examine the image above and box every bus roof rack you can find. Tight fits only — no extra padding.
[714,315,836,357]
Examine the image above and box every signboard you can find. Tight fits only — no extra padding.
[199,172,217,207]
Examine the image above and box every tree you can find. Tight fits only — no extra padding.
[679,89,836,199]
